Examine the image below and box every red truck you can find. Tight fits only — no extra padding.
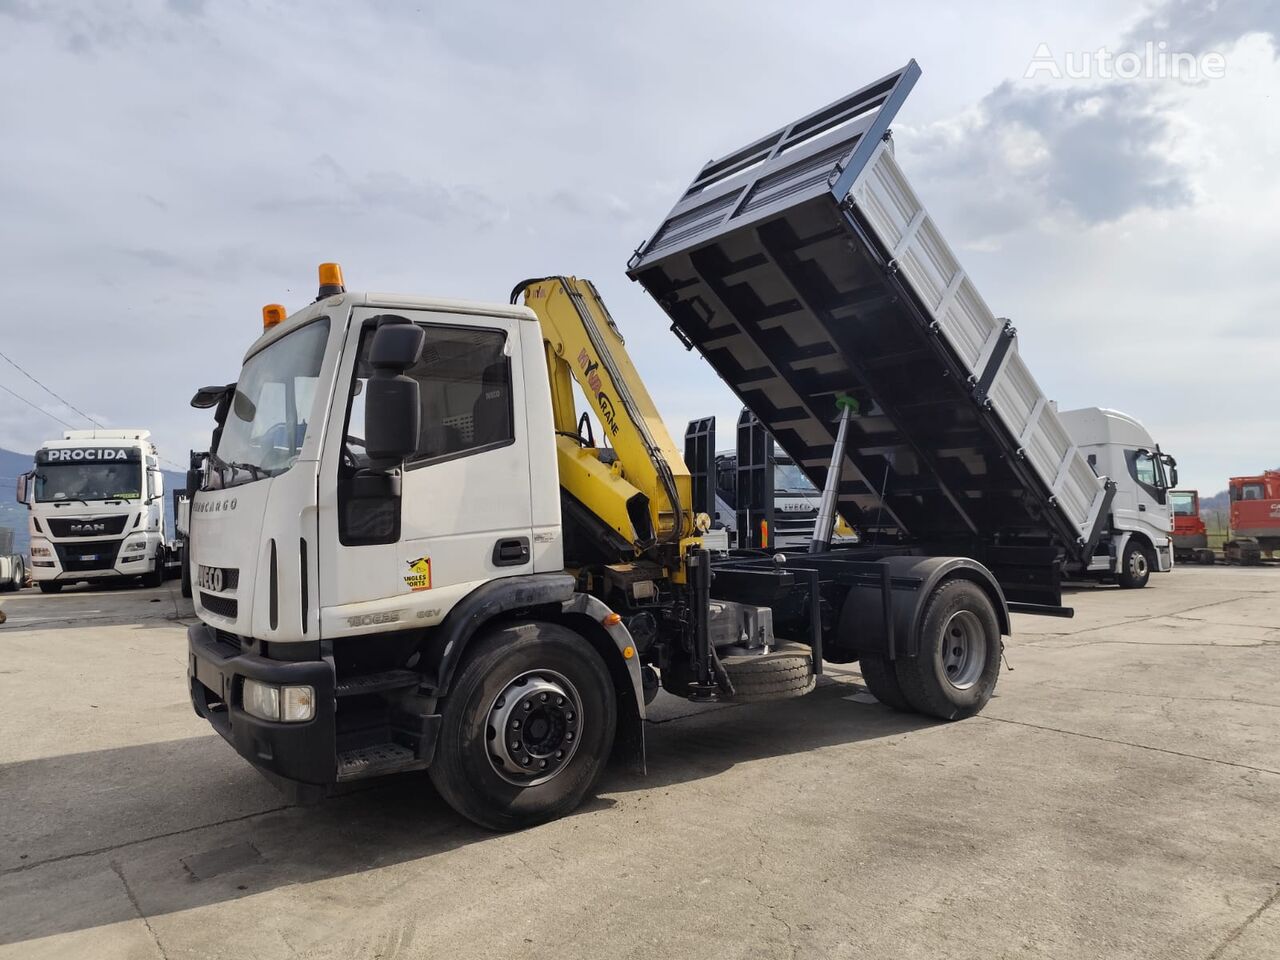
[1169,490,1215,565]
[1225,471,1280,564]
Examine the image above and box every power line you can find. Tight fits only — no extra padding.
[0,381,76,430]
[0,348,188,470]
[0,349,103,428]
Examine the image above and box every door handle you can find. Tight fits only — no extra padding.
[1138,504,1146,512]
[492,537,530,567]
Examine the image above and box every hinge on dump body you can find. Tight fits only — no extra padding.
[669,322,694,351]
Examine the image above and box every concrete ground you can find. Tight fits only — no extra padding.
[1,567,1278,960]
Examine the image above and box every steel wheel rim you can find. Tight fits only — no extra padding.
[1131,550,1148,577]
[939,610,986,691]
[485,669,582,786]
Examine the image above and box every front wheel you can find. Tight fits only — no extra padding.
[1117,540,1153,589]
[142,549,165,588]
[894,579,1001,721]
[180,547,193,598]
[429,620,617,831]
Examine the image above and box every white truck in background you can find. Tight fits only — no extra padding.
[1059,407,1176,587]
[16,430,169,593]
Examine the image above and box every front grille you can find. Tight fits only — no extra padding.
[54,538,123,572]
[46,515,129,538]
[200,592,239,620]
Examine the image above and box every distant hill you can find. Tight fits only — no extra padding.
[0,448,183,557]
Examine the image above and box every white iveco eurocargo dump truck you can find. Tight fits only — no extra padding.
[184,62,1171,831]
[16,430,169,593]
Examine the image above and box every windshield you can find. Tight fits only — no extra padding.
[212,318,330,487]
[35,462,141,502]
[1169,492,1197,516]
[774,461,818,496]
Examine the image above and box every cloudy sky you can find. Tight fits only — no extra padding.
[0,0,1275,493]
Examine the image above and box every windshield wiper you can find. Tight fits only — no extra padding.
[207,451,267,487]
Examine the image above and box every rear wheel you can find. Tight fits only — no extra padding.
[1117,540,1153,588]
[858,654,911,711]
[894,579,1001,721]
[38,581,63,594]
[429,620,616,831]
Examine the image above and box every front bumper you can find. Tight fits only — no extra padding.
[32,535,156,582]
[187,623,337,784]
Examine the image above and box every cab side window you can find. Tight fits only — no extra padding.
[405,326,513,464]
[344,322,513,467]
[1134,453,1157,486]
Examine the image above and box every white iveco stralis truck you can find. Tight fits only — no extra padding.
[17,430,168,593]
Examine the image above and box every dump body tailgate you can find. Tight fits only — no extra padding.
[627,61,1111,565]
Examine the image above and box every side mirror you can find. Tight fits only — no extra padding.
[150,470,164,501]
[15,471,30,505]
[191,384,233,410]
[365,319,425,464]
[1168,466,1179,488]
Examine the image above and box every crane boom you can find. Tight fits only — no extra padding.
[512,276,693,562]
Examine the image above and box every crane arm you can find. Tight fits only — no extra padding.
[512,276,694,560]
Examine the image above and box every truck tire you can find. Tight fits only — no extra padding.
[858,655,912,711]
[1117,540,1153,588]
[894,579,1001,721]
[38,582,62,594]
[719,643,816,702]
[11,556,26,591]
[143,550,165,589]
[180,548,193,598]
[429,620,616,832]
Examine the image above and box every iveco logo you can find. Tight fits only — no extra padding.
[197,565,225,592]
[193,497,238,513]
[69,522,107,534]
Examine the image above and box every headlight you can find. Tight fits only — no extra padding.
[30,543,52,557]
[242,679,315,723]
[122,539,147,555]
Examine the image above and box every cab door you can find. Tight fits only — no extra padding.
[318,308,533,635]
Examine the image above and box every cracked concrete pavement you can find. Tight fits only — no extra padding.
[1,566,1278,958]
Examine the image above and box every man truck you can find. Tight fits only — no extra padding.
[16,430,169,593]
[185,62,1162,830]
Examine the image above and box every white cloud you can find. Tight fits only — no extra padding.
[0,0,1274,499]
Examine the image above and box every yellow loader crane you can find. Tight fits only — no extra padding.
[513,276,698,578]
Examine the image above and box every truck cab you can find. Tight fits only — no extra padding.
[1228,472,1280,554]
[1057,408,1176,586]
[1169,490,1215,564]
[17,430,168,593]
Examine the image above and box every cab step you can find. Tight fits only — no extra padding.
[335,669,422,698]
[336,743,421,781]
